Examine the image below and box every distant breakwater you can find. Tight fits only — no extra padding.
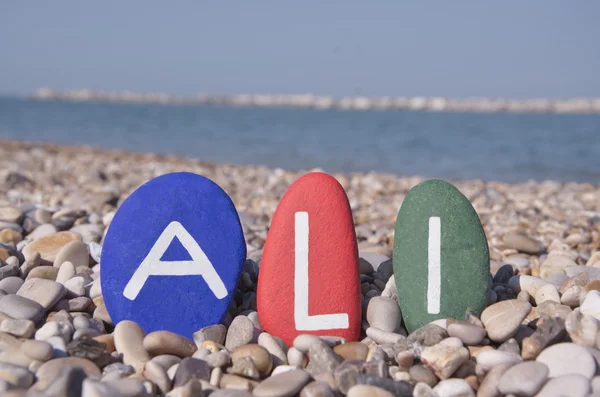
[29,88,600,114]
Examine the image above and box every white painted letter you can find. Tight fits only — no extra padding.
[427,216,441,314]
[294,212,349,330]
[123,221,227,301]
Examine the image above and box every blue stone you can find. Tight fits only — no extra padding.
[101,172,246,339]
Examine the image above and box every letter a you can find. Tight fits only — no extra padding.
[123,221,227,301]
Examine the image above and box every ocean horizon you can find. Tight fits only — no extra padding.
[1,96,599,184]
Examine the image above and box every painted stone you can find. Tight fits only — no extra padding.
[393,179,489,333]
[257,172,361,346]
[101,172,246,339]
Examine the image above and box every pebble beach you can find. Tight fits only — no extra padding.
[1,139,600,397]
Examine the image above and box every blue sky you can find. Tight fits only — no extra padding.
[1,1,599,98]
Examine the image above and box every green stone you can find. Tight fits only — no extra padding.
[393,179,489,333]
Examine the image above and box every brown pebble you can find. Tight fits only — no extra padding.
[232,344,273,378]
[333,342,368,361]
[143,331,197,358]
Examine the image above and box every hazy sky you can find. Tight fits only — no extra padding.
[2,2,599,98]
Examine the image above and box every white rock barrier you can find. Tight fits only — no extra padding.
[29,88,600,114]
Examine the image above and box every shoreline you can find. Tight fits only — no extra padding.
[1,139,599,259]
[27,88,600,114]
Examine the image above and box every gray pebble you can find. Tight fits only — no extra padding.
[535,374,590,397]
[498,361,549,396]
[225,316,256,351]
[0,294,45,323]
[0,276,24,294]
[366,296,402,332]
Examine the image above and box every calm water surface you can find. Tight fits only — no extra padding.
[0,97,599,183]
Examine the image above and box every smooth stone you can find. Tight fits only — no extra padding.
[20,340,53,362]
[0,319,35,338]
[16,278,66,309]
[101,173,246,339]
[0,207,22,224]
[433,378,474,397]
[144,330,197,358]
[0,277,24,295]
[566,310,600,346]
[226,315,257,351]
[287,347,307,368]
[113,320,150,372]
[0,229,22,245]
[300,381,336,397]
[419,344,469,380]
[503,233,545,255]
[0,264,19,281]
[365,327,404,345]
[46,336,67,358]
[53,241,89,268]
[26,266,58,281]
[21,231,82,265]
[534,284,561,305]
[253,369,311,397]
[232,344,273,377]
[366,296,401,332]
[27,224,58,241]
[257,172,362,346]
[333,342,368,361]
[536,342,596,379]
[173,357,211,387]
[497,361,549,396]
[476,350,522,371]
[150,354,182,371]
[393,180,489,333]
[55,261,76,284]
[347,384,395,397]
[580,290,600,320]
[446,320,485,346]
[81,379,122,397]
[0,294,44,323]
[143,360,171,394]
[535,374,591,397]
[35,357,101,388]
[507,275,549,296]
[0,361,34,388]
[258,332,288,366]
[193,324,227,346]
[480,299,531,342]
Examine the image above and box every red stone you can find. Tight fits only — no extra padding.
[257,172,362,346]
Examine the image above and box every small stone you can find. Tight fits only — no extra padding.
[81,379,122,397]
[0,207,23,224]
[480,299,531,342]
[333,342,368,361]
[35,320,74,343]
[287,347,308,368]
[0,294,44,323]
[566,310,600,346]
[0,319,35,338]
[535,374,591,397]
[504,233,545,254]
[365,327,405,345]
[0,264,19,281]
[305,341,342,375]
[66,338,106,365]
[433,378,474,397]
[232,344,273,377]
[63,276,86,297]
[193,324,227,346]
[476,350,522,372]
[226,315,256,351]
[497,361,549,396]
[21,231,81,265]
[54,240,89,268]
[419,344,469,379]
[0,362,34,389]
[257,332,288,366]
[508,275,549,296]
[26,265,59,281]
[581,290,600,320]
[409,365,437,387]
[0,276,24,294]
[35,357,101,389]
[407,323,449,347]
[42,366,87,396]
[113,320,150,372]
[144,330,197,358]
[535,284,561,305]
[20,340,53,361]
[173,357,211,387]
[366,296,402,332]
[536,342,596,379]
[446,320,485,346]
[347,384,394,397]
[0,229,22,245]
[16,278,67,309]
[521,317,566,360]
[56,261,76,284]
[143,360,171,394]
[300,381,336,397]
